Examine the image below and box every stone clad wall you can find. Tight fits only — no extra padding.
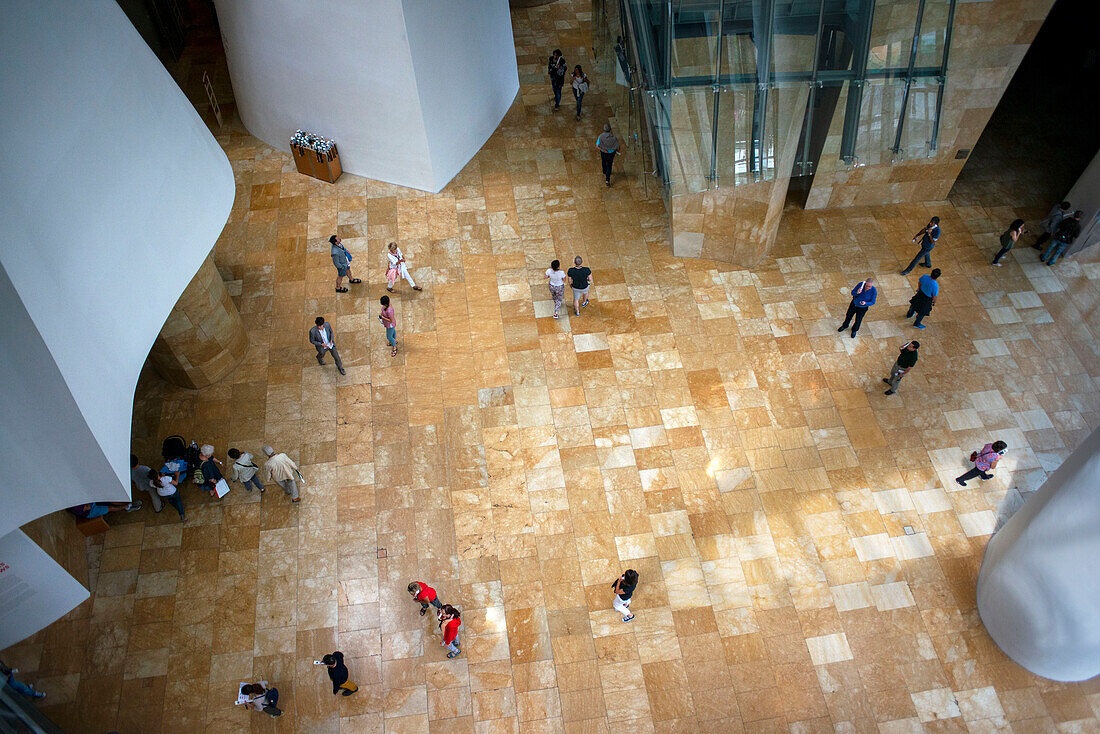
[806,0,1055,209]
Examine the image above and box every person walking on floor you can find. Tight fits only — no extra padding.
[386,242,422,293]
[906,268,940,329]
[240,682,281,717]
[147,468,185,521]
[438,605,463,658]
[260,445,302,503]
[571,65,589,120]
[956,440,1008,486]
[548,49,567,110]
[837,277,876,338]
[1041,210,1083,266]
[612,569,639,622]
[408,581,444,616]
[596,124,620,187]
[545,260,566,319]
[322,652,358,697]
[567,256,592,317]
[228,448,265,493]
[310,316,346,376]
[900,216,941,275]
[330,235,360,293]
[992,219,1027,266]
[379,295,398,357]
[1,662,46,700]
[1033,201,1071,250]
[131,454,162,513]
[198,444,225,499]
[882,340,919,395]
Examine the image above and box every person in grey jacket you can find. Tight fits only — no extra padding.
[330,235,360,293]
[309,316,345,375]
[1033,201,1071,250]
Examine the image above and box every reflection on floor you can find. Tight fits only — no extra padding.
[6,2,1100,732]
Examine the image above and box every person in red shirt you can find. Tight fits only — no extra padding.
[438,605,462,658]
[408,581,443,616]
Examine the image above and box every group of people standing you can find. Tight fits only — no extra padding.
[989,200,1084,267]
[126,443,303,523]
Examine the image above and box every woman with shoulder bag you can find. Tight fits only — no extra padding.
[571,65,589,120]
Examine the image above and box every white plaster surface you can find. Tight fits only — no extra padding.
[976,425,1100,681]
[0,0,235,536]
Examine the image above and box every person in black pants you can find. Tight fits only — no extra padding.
[547,50,566,110]
[322,652,358,696]
[900,216,941,275]
[837,277,876,338]
[992,219,1027,266]
[956,441,1007,485]
[596,124,620,187]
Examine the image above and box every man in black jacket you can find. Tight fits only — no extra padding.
[548,49,567,110]
[1041,210,1083,266]
[322,652,358,696]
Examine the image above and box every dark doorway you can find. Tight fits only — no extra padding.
[949,0,1100,210]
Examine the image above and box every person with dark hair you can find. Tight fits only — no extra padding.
[131,453,161,512]
[321,651,358,696]
[329,234,360,293]
[596,124,620,187]
[309,316,345,375]
[567,256,592,317]
[992,219,1027,266]
[438,605,462,658]
[956,441,1008,486]
[900,216,941,275]
[380,295,398,357]
[906,268,941,329]
[240,681,281,717]
[67,500,141,519]
[547,49,567,110]
[1041,210,1083,266]
[1033,201,1071,250]
[612,569,639,622]
[571,65,589,120]
[228,448,264,493]
[837,277,876,338]
[408,581,444,616]
[883,341,919,396]
[147,468,185,521]
[545,259,566,319]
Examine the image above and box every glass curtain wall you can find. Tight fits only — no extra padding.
[619,0,957,195]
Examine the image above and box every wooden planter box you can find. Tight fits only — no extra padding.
[292,143,342,183]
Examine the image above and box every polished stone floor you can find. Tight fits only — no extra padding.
[6,2,1100,733]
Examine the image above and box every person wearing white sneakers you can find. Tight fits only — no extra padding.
[611,569,638,622]
[545,259,566,319]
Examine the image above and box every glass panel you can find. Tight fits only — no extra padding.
[866,0,920,71]
[914,0,951,69]
[627,0,671,89]
[715,83,770,186]
[898,78,939,158]
[720,19,757,80]
[645,90,675,189]
[793,80,847,176]
[671,3,720,82]
[852,78,905,166]
[667,86,718,193]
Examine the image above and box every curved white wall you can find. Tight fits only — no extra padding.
[0,0,236,537]
[214,0,519,193]
[976,426,1100,681]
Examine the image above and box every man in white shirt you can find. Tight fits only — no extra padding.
[130,453,162,512]
[309,316,345,376]
[261,445,302,503]
[228,448,265,492]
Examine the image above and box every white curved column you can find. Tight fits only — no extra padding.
[976,426,1100,681]
[215,0,519,193]
[0,0,236,537]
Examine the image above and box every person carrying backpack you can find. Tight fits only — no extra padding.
[240,682,281,717]
[228,448,265,492]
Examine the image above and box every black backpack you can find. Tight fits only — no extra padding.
[161,435,186,461]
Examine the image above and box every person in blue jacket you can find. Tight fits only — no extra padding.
[837,277,876,338]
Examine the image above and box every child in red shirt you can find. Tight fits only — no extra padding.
[408,581,443,616]
[438,605,462,658]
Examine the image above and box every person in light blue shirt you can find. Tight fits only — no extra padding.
[906,269,940,329]
[836,277,876,338]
